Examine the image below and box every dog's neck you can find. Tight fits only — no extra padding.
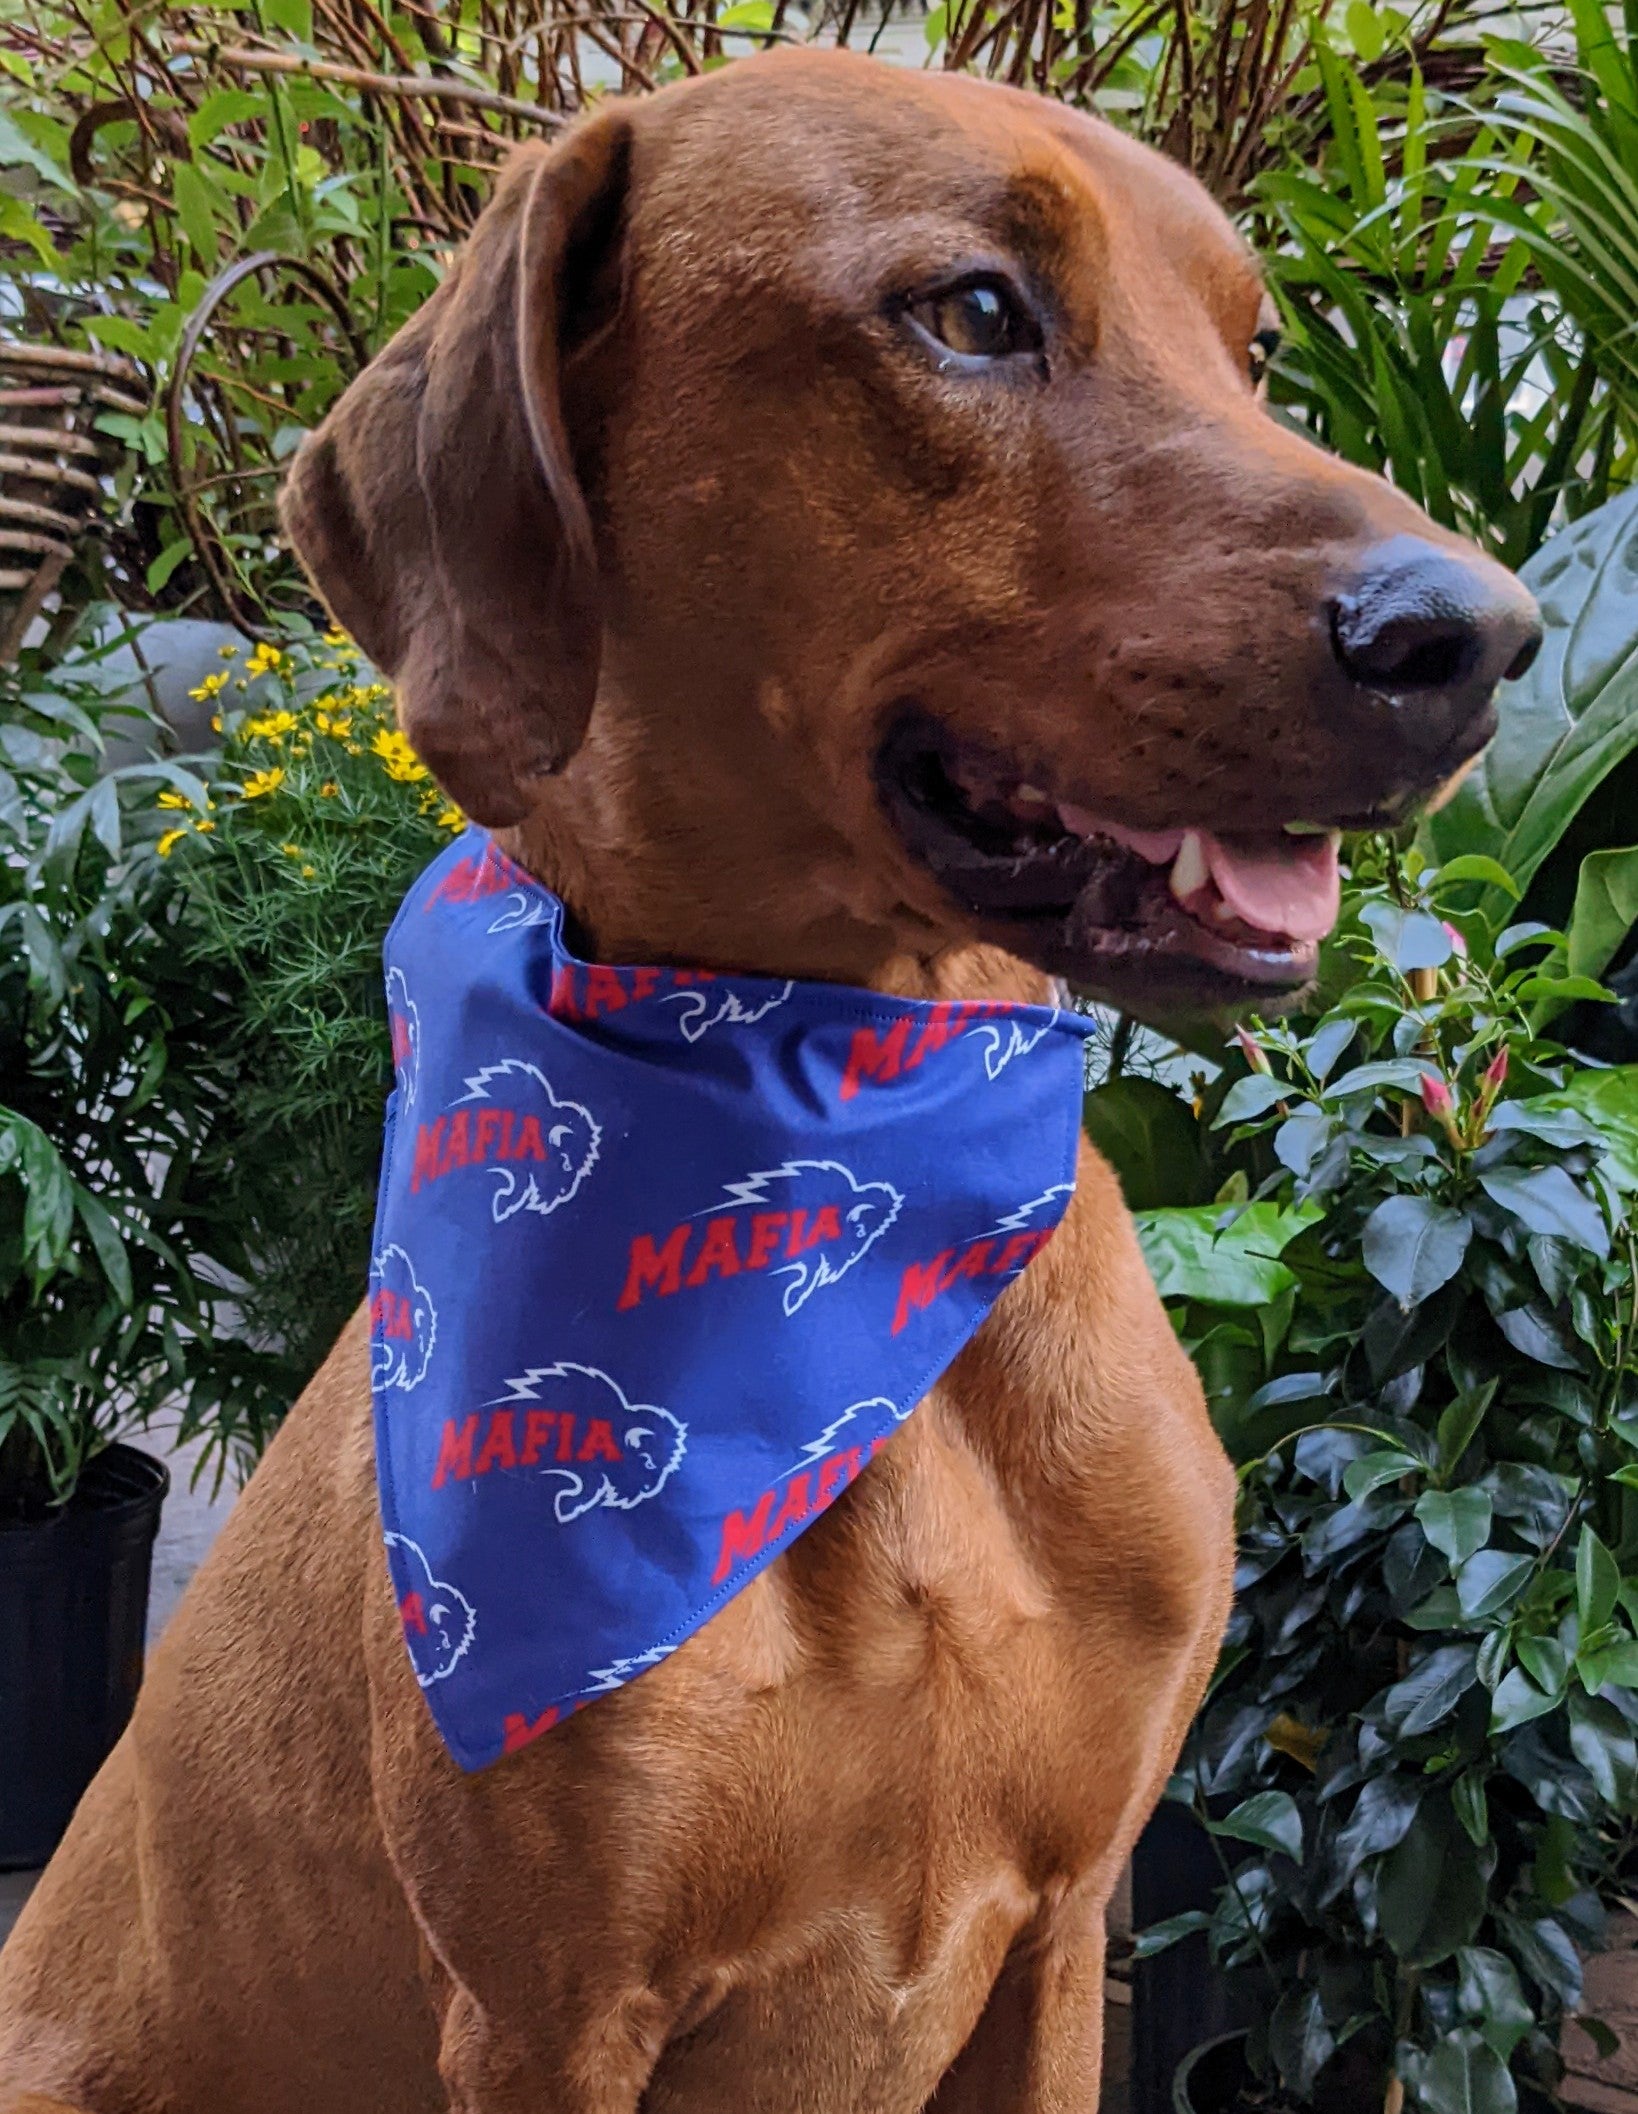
[495,693,1055,1009]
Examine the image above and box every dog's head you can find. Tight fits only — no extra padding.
[283,51,1539,1012]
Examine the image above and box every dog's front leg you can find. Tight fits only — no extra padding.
[436,1984,664,2114]
[922,1900,1105,2114]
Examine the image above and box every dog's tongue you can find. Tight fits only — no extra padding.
[1202,831,1340,944]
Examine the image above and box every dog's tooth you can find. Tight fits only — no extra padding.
[1170,829,1209,901]
[1014,783,1050,807]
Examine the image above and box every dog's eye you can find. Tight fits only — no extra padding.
[1249,325,1281,389]
[908,278,1039,365]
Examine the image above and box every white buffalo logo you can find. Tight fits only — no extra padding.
[663,979,794,1042]
[452,1059,600,1223]
[384,1533,474,1688]
[705,1160,904,1316]
[369,1243,437,1392]
[489,1362,687,1524]
[975,1008,1058,1080]
[385,966,421,1107]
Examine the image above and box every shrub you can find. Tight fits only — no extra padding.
[157,628,459,1402]
[1136,849,1638,2113]
[0,639,279,1510]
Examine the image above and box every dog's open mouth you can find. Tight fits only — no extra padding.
[876,712,1343,1008]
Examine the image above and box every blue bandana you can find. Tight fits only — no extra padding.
[370,830,1097,1770]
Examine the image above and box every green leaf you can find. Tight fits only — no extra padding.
[1133,1203,1321,1309]
[73,1189,132,1308]
[1209,1788,1303,1861]
[1385,1643,1478,1736]
[1455,1947,1533,2060]
[1213,1073,1290,1125]
[1363,1194,1472,1306]
[1322,1058,1432,1101]
[1478,1164,1610,1256]
[1360,901,1453,971]
[1453,1772,1491,1847]
[1491,1666,1560,1732]
[0,194,56,268]
[172,162,221,266]
[0,105,71,187]
[1458,1549,1535,1620]
[1418,1487,1493,1566]
[1269,1985,1336,2099]
[1578,1524,1622,1634]
[1516,1068,1638,1191]
[1346,0,1385,58]
[1437,855,1522,897]
[1414,2028,1518,2114]
[1517,1634,1571,1697]
[1568,1693,1637,1803]
[1131,1908,1210,1959]
[1565,843,1638,986]
[1437,1382,1498,1477]
[1344,1447,1424,1501]
[1081,1076,1205,1211]
[1421,488,1638,918]
[188,86,267,148]
[1378,1795,1488,1965]
[1577,1636,1638,1690]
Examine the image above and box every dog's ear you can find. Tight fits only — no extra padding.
[279,111,632,825]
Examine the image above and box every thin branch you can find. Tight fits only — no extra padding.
[169,41,568,127]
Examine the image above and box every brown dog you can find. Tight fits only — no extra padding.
[0,47,1537,2114]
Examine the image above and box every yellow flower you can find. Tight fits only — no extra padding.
[188,671,228,702]
[194,818,215,834]
[323,627,351,649]
[437,805,463,833]
[157,789,190,810]
[301,864,316,878]
[218,642,239,659]
[319,781,339,798]
[244,642,290,679]
[244,709,298,741]
[313,710,353,737]
[372,727,428,783]
[211,714,223,734]
[281,841,303,857]
[240,768,285,799]
[156,827,186,857]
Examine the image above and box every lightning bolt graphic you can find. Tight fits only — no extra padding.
[489,1359,629,1408]
[581,1642,677,1695]
[783,1396,898,1479]
[986,1183,1077,1237]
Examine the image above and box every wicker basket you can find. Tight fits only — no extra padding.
[0,340,146,663]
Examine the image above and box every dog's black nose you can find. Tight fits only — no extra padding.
[1331,537,1542,755]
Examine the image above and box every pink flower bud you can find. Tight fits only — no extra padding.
[1236,1025,1271,1075]
[1482,1046,1509,1093]
[1419,1072,1454,1119]
[1442,921,1469,959]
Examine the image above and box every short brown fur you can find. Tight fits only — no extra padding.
[0,49,1527,2113]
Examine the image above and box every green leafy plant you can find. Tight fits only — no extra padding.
[156,627,460,1399]
[0,639,280,1510]
[1261,47,1632,569]
[1421,488,1638,1005]
[1137,852,1638,2113]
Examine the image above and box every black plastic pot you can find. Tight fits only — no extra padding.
[0,1442,169,1870]
[1131,1802,1259,2113]
[1173,2031,1254,2113]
